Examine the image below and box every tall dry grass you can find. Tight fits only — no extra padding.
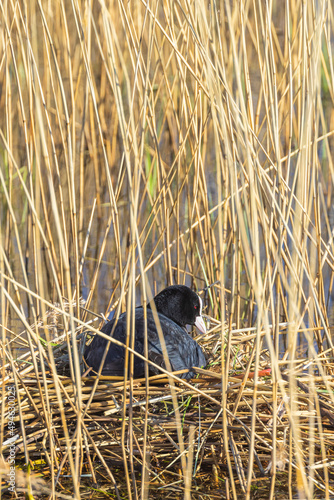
[0,0,334,499]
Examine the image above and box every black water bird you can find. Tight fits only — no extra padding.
[84,285,207,380]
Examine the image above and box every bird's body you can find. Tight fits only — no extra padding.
[84,285,207,380]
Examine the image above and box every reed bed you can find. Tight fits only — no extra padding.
[1,0,334,498]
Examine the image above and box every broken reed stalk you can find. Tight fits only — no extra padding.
[1,0,334,499]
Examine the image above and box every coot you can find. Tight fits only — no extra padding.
[84,285,207,379]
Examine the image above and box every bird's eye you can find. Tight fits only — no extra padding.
[194,305,198,310]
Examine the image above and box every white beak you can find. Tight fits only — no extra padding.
[195,315,206,334]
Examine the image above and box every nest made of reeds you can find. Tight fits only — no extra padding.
[2,300,334,499]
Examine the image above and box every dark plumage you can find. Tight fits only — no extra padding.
[84,285,207,380]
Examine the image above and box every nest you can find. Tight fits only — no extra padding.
[2,305,334,499]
